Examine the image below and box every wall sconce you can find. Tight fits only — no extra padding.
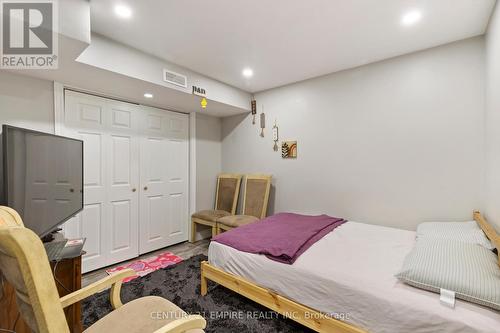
[201,98,207,109]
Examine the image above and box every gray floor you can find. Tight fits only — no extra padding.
[82,239,210,287]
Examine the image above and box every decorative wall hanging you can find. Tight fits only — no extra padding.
[282,141,297,158]
[260,112,265,137]
[200,97,207,109]
[193,86,207,97]
[251,100,257,124]
[272,120,279,151]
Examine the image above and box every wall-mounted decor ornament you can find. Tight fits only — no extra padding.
[282,141,297,158]
[272,120,279,151]
[192,85,207,97]
[251,100,257,124]
[200,97,207,109]
[260,112,266,137]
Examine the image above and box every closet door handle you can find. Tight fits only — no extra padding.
[132,188,137,192]
[144,186,148,191]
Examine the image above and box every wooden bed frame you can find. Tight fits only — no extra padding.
[200,261,367,333]
[200,211,500,333]
[473,211,500,266]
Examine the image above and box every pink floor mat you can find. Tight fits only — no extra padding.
[105,252,183,283]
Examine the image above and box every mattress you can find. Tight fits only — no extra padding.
[208,221,500,333]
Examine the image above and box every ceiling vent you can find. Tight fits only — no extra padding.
[163,69,187,88]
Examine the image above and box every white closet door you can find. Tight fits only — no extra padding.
[165,112,189,245]
[139,107,189,254]
[63,92,108,272]
[62,91,189,271]
[106,100,140,263]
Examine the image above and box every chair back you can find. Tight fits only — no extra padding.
[215,174,242,214]
[0,206,69,333]
[242,175,272,219]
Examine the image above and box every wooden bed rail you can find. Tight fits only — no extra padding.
[200,261,367,333]
[473,211,500,266]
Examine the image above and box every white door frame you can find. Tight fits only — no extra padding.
[53,82,196,245]
[188,111,196,242]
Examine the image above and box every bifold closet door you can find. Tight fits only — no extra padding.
[139,107,189,254]
[62,91,140,272]
[62,92,109,272]
[105,100,140,264]
[62,91,189,272]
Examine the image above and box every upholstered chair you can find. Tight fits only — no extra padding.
[191,174,242,241]
[0,206,206,333]
[216,174,272,233]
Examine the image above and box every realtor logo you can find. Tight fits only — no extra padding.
[1,0,58,69]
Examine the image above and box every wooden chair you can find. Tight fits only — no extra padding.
[0,206,206,333]
[191,174,242,242]
[216,174,272,234]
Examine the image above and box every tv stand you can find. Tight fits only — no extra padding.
[0,254,83,333]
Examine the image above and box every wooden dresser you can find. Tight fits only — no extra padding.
[0,255,83,333]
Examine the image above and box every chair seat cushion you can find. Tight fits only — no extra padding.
[217,215,259,227]
[192,210,230,222]
[84,296,204,333]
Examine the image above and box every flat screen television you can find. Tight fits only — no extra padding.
[0,125,83,237]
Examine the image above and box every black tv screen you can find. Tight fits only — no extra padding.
[1,125,83,237]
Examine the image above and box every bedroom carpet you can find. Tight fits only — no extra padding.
[82,254,314,333]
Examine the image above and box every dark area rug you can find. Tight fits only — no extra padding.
[82,254,313,333]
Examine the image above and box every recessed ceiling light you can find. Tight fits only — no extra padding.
[401,10,422,26]
[144,93,153,98]
[115,5,132,19]
[242,68,254,78]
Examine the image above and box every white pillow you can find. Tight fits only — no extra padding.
[417,221,495,250]
[396,239,500,311]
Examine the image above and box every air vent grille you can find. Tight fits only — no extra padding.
[163,69,187,88]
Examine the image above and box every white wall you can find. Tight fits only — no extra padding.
[484,3,500,231]
[196,113,222,210]
[77,35,251,114]
[191,113,222,240]
[59,0,91,44]
[222,37,485,230]
[0,72,55,133]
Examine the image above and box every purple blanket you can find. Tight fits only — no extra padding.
[212,213,346,264]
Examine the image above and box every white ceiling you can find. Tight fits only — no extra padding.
[91,0,496,93]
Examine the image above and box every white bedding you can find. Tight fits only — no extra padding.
[208,221,500,333]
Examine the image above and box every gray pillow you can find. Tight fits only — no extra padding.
[396,239,500,310]
[417,221,495,250]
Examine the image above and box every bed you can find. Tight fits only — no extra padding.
[200,212,500,333]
